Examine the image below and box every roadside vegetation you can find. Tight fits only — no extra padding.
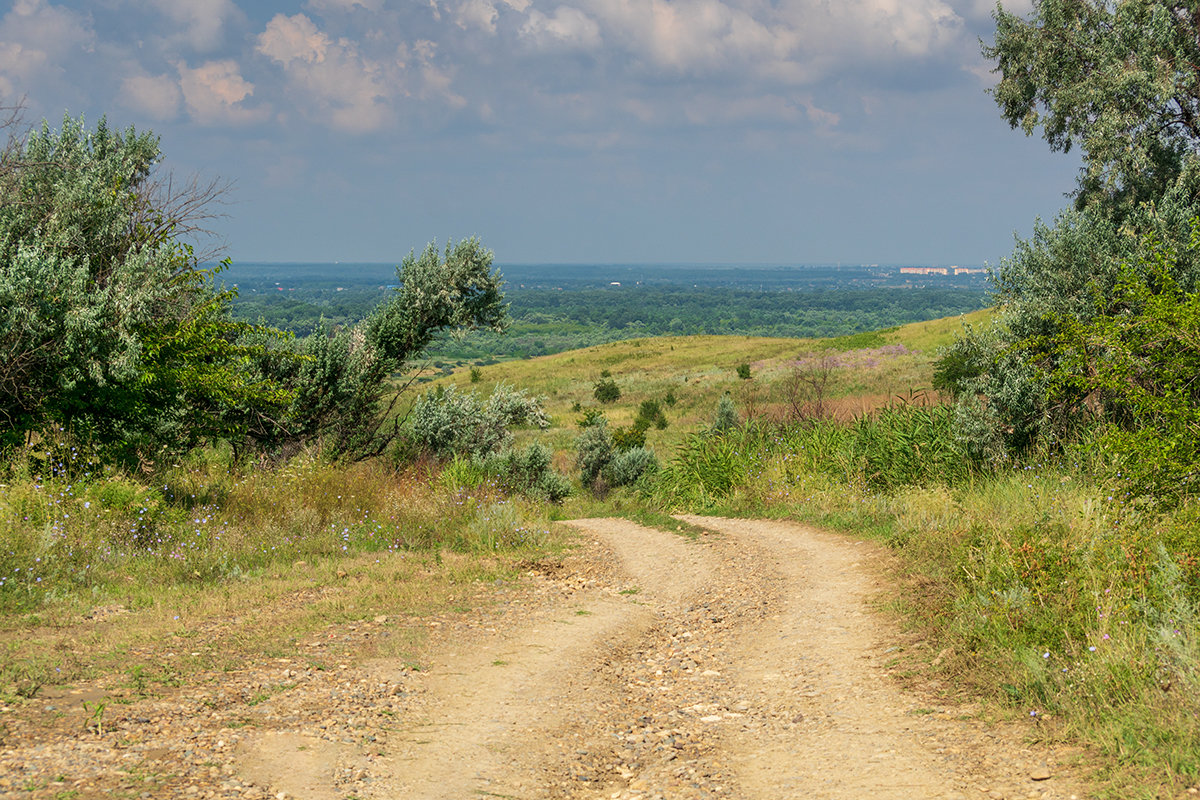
[6,2,1200,796]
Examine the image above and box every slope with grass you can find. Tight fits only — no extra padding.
[8,305,1189,799]
[423,309,993,455]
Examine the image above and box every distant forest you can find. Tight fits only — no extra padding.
[223,262,989,362]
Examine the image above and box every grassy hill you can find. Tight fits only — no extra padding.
[423,308,995,453]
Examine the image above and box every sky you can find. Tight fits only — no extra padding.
[1,0,1083,265]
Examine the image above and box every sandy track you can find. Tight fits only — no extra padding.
[232,516,1091,800]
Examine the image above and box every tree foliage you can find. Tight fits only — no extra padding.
[0,111,507,466]
[942,1,1200,459]
[1025,227,1200,500]
[989,0,1200,216]
[0,113,287,460]
[409,383,548,459]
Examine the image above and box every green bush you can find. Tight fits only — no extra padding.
[576,408,605,428]
[1027,232,1200,502]
[611,425,647,451]
[410,383,548,458]
[602,446,659,488]
[711,395,740,433]
[593,377,621,404]
[575,421,615,489]
[635,399,668,431]
[736,363,752,380]
[480,443,571,503]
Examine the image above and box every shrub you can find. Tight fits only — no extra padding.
[1032,232,1200,502]
[603,446,659,488]
[711,395,740,433]
[594,377,621,404]
[480,443,571,503]
[635,399,668,431]
[410,383,548,458]
[736,363,752,380]
[611,425,647,451]
[576,408,605,428]
[575,421,615,489]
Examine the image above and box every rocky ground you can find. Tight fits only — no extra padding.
[1,517,1097,799]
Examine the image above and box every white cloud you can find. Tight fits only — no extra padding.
[511,0,964,85]
[257,13,394,132]
[177,59,267,125]
[143,0,240,52]
[455,0,499,33]
[799,0,963,61]
[307,0,385,13]
[258,12,330,65]
[0,0,92,95]
[256,13,472,132]
[120,73,182,120]
[521,6,601,50]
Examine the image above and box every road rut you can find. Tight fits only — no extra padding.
[235,516,1089,800]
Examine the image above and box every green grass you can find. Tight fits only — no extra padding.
[419,318,1196,798]
[12,310,1189,797]
[632,419,1200,799]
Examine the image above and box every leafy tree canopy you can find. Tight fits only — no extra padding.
[940,2,1200,458]
[989,0,1200,216]
[0,110,507,467]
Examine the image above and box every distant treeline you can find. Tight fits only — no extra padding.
[230,281,987,361]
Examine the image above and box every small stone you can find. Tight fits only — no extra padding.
[374,615,388,624]
[1029,766,1052,781]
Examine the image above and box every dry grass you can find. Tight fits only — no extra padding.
[0,453,571,697]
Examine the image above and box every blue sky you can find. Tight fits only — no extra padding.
[3,0,1080,264]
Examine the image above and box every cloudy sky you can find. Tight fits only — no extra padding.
[2,0,1080,264]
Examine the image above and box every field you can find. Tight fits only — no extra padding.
[4,305,1198,799]
[423,309,994,453]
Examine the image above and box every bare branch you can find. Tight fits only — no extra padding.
[135,169,234,268]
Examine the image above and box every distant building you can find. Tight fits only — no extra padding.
[898,266,986,276]
[610,281,622,286]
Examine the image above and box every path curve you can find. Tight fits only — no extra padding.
[235,517,1090,800]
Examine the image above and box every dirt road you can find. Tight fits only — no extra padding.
[1,517,1091,799]
[243,516,1088,800]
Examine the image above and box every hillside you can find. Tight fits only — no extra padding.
[424,308,995,452]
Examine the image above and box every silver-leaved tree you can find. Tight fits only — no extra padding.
[0,109,506,466]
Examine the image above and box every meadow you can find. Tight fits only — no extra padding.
[2,305,1197,798]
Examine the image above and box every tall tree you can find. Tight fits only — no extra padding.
[941,1,1200,454]
[989,0,1200,216]
[0,110,507,465]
